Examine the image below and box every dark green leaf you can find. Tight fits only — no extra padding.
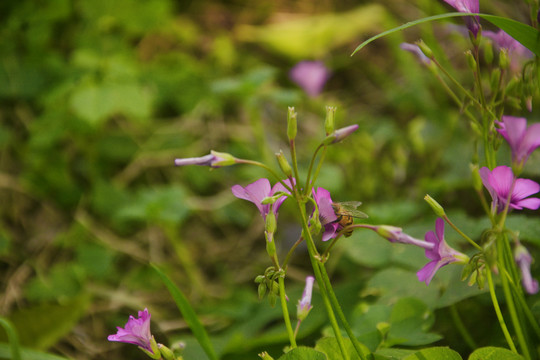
[468,347,524,360]
[403,347,462,360]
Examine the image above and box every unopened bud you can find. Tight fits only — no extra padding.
[209,150,237,167]
[505,76,519,93]
[465,50,477,71]
[490,68,501,91]
[323,124,359,145]
[287,107,297,141]
[158,344,176,360]
[259,351,275,360]
[416,39,433,60]
[276,150,293,177]
[499,48,509,69]
[424,194,446,217]
[266,233,276,256]
[265,211,277,234]
[258,283,267,300]
[324,106,336,135]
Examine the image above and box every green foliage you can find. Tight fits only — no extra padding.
[276,347,327,360]
[468,347,524,360]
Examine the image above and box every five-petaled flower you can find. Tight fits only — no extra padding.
[496,116,540,170]
[312,187,339,241]
[108,308,155,353]
[479,166,540,213]
[297,276,315,321]
[515,244,539,294]
[289,61,331,97]
[417,218,469,285]
[231,178,293,221]
[442,0,480,37]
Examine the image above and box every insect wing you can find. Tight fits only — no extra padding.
[337,201,368,219]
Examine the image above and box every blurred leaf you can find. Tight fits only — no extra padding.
[24,264,83,303]
[277,346,327,360]
[237,5,387,59]
[344,231,393,268]
[118,185,189,225]
[70,82,153,125]
[386,298,441,346]
[76,242,115,279]
[152,265,218,360]
[0,343,70,360]
[468,347,524,360]
[6,296,90,350]
[315,337,370,360]
[364,268,439,308]
[506,214,540,245]
[402,347,462,360]
[375,348,415,359]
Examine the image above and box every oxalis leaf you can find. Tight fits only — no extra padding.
[277,346,327,360]
[352,12,540,57]
[152,264,218,360]
[468,347,524,360]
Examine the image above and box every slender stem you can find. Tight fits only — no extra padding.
[486,266,518,353]
[278,276,297,349]
[282,236,304,268]
[0,317,21,360]
[443,215,483,251]
[295,201,350,360]
[497,236,531,359]
[289,140,301,186]
[318,262,367,360]
[236,159,293,193]
[310,147,327,190]
[449,305,477,350]
[304,144,324,196]
[294,320,301,340]
[503,268,540,340]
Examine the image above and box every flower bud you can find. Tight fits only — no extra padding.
[259,351,275,360]
[158,344,176,360]
[265,210,277,235]
[499,48,509,69]
[275,150,293,177]
[265,232,276,256]
[209,150,237,167]
[416,39,433,60]
[324,106,336,135]
[297,276,315,321]
[258,282,267,300]
[490,68,501,91]
[465,50,477,72]
[323,124,359,145]
[255,275,265,283]
[424,194,446,217]
[287,107,297,141]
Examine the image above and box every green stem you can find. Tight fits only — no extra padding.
[450,305,477,350]
[0,317,21,360]
[236,159,293,193]
[497,236,531,359]
[318,262,368,360]
[282,236,303,268]
[442,215,483,251]
[304,144,324,196]
[278,276,297,349]
[486,266,518,353]
[310,147,327,190]
[503,268,540,340]
[289,140,301,186]
[296,201,350,360]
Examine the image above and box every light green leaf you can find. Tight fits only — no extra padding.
[0,343,70,360]
[315,337,371,360]
[278,346,327,360]
[468,347,524,360]
[403,347,462,360]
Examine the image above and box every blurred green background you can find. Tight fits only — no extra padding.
[1,0,539,359]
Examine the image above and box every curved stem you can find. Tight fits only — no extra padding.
[278,276,297,349]
[282,236,304,268]
[443,215,483,251]
[236,159,293,193]
[486,266,518,353]
[304,144,324,196]
[0,317,21,360]
[289,140,301,187]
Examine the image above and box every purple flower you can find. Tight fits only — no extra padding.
[289,61,331,97]
[231,178,292,220]
[108,308,154,353]
[175,150,236,168]
[442,0,480,37]
[400,43,431,65]
[484,30,533,59]
[312,187,339,241]
[515,245,539,294]
[323,125,359,145]
[496,116,540,169]
[417,218,468,285]
[297,276,315,321]
[479,166,540,213]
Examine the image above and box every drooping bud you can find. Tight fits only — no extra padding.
[323,124,359,145]
[297,276,315,321]
[416,39,433,60]
[424,194,446,217]
[276,150,293,177]
[174,150,238,168]
[158,343,176,360]
[499,48,509,69]
[324,106,336,135]
[287,107,297,141]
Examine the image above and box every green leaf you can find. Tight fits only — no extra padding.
[403,347,462,360]
[277,346,328,360]
[315,337,370,360]
[468,347,524,360]
[5,296,89,350]
[387,298,441,346]
[352,13,540,57]
[0,318,21,360]
[152,264,218,360]
[0,343,70,360]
